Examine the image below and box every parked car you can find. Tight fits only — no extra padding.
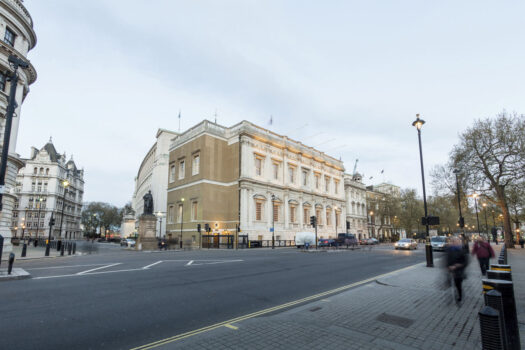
[430,236,448,251]
[318,238,336,247]
[367,238,379,245]
[295,232,316,248]
[359,239,369,245]
[121,238,136,248]
[336,233,358,247]
[394,238,417,250]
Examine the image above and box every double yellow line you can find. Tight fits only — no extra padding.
[131,263,419,350]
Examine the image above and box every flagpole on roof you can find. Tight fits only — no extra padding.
[178,110,181,133]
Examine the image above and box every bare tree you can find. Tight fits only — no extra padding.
[450,112,525,247]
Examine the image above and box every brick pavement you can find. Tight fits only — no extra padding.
[152,246,509,350]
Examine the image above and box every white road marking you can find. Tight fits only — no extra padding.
[33,268,146,280]
[76,263,122,275]
[25,263,110,270]
[190,260,243,266]
[186,260,194,266]
[143,261,163,269]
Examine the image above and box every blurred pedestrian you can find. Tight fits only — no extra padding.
[519,236,524,249]
[471,236,494,276]
[446,237,467,305]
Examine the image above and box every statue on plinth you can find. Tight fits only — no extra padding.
[143,190,154,215]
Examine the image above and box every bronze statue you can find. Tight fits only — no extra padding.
[143,190,153,215]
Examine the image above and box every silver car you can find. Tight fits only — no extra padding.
[394,238,418,250]
[430,236,448,251]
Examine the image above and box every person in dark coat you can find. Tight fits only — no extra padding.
[446,237,468,304]
[471,236,494,276]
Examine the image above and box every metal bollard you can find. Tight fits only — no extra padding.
[490,264,511,272]
[485,290,507,348]
[0,234,4,268]
[67,242,72,255]
[7,252,15,275]
[482,279,520,349]
[21,243,27,257]
[60,243,64,256]
[479,306,505,350]
[72,242,76,255]
[487,270,512,281]
[57,240,62,252]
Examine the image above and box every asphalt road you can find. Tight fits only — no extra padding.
[1,243,436,350]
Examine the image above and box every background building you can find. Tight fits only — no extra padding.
[344,172,368,240]
[166,120,346,246]
[366,183,400,241]
[14,140,84,239]
[0,0,37,251]
[132,128,178,238]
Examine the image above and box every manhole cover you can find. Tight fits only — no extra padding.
[376,313,414,328]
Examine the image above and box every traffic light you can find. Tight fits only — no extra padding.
[50,218,55,226]
[458,217,465,228]
[310,216,317,228]
[197,224,201,233]
[204,223,210,232]
[346,221,350,230]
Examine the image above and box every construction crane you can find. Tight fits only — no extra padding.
[353,159,359,175]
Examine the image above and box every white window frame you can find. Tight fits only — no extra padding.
[178,159,185,180]
[192,154,200,176]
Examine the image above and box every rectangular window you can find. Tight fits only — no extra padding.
[303,208,309,224]
[272,163,279,180]
[302,170,308,186]
[255,157,262,176]
[177,204,183,223]
[315,174,320,189]
[273,204,279,222]
[289,166,295,183]
[168,205,175,224]
[192,154,200,175]
[178,160,185,179]
[316,209,322,225]
[290,206,296,223]
[31,182,35,191]
[334,180,339,194]
[255,202,263,221]
[325,177,330,192]
[326,210,332,226]
[0,72,6,92]
[4,27,15,47]
[169,165,176,182]
[191,201,198,220]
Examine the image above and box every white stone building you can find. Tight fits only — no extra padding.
[14,140,85,239]
[344,173,368,240]
[0,0,37,251]
[132,128,178,238]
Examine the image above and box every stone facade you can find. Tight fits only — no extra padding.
[165,120,346,245]
[14,140,85,239]
[132,129,178,238]
[344,173,368,240]
[0,0,37,252]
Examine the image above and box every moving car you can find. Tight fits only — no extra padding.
[318,238,336,247]
[394,238,418,250]
[336,233,358,247]
[121,238,136,248]
[430,236,448,251]
[295,232,316,248]
[367,238,379,245]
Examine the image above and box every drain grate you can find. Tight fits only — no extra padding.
[376,313,415,328]
[310,306,322,312]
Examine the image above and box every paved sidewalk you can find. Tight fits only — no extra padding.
[508,247,525,346]
[1,243,63,261]
[151,247,507,350]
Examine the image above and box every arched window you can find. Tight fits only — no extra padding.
[33,167,37,174]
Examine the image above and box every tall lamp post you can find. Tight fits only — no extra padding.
[179,198,184,248]
[156,211,165,238]
[271,194,275,249]
[471,193,481,237]
[482,203,489,241]
[412,114,433,267]
[58,177,70,240]
[453,169,465,231]
[369,211,374,238]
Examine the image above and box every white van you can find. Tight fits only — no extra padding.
[295,232,316,248]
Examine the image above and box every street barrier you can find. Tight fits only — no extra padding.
[479,306,505,350]
[67,242,72,255]
[0,234,4,267]
[481,278,520,349]
[484,290,507,348]
[21,242,27,257]
[56,240,62,252]
[72,242,76,255]
[487,270,512,281]
[7,252,14,274]
[60,243,64,256]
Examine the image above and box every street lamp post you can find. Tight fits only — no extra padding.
[482,203,489,241]
[35,197,43,239]
[412,114,433,267]
[58,176,70,240]
[369,211,374,238]
[180,198,184,249]
[271,194,275,249]
[156,211,165,238]
[472,193,481,236]
[453,169,465,230]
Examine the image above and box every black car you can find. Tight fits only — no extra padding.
[336,233,358,247]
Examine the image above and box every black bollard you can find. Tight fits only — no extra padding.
[68,242,72,255]
[60,243,64,256]
[21,243,27,257]
[0,234,4,268]
[7,252,15,275]
[72,242,76,255]
[478,306,505,350]
[57,240,62,252]
[482,279,520,350]
[490,264,511,272]
[487,270,512,281]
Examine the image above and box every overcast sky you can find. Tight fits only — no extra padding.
[18,0,525,207]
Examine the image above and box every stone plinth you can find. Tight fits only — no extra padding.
[136,214,157,250]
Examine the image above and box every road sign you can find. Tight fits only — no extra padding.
[270,228,274,232]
